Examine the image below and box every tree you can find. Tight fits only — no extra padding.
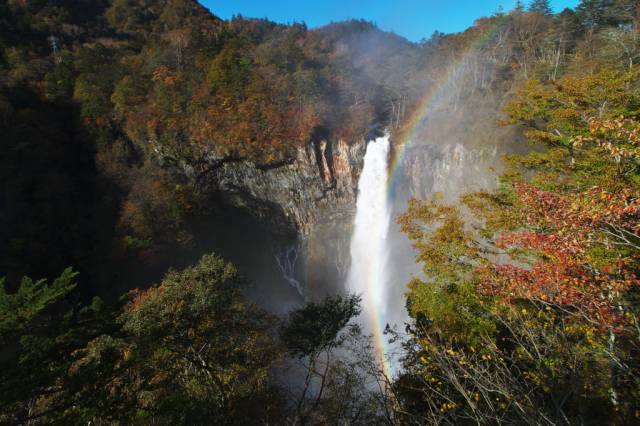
[280,294,361,357]
[278,295,392,424]
[67,254,281,424]
[280,295,361,423]
[207,45,250,100]
[0,268,77,337]
[105,0,148,32]
[529,0,552,14]
[0,269,111,424]
[576,0,628,28]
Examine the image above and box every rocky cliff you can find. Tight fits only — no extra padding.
[398,143,501,204]
[154,139,367,236]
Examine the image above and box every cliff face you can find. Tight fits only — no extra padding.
[155,139,367,236]
[399,143,501,204]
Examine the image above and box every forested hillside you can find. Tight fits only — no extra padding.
[0,0,419,287]
[1,0,639,424]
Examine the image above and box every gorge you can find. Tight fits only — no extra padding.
[2,0,639,424]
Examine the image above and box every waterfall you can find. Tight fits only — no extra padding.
[345,134,391,361]
[272,242,304,297]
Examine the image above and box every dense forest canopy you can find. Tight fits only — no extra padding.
[1,0,639,424]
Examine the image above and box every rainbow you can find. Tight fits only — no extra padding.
[370,19,506,380]
[387,20,505,195]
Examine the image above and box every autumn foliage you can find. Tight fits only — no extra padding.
[397,67,640,424]
[481,182,640,330]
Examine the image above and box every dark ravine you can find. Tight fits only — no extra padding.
[153,138,367,236]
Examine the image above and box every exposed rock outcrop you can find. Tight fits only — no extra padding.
[399,143,500,203]
[155,139,367,236]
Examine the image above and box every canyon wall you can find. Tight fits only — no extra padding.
[154,139,367,236]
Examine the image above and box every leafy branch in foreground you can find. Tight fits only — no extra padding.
[0,268,77,337]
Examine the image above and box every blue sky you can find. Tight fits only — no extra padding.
[199,0,581,42]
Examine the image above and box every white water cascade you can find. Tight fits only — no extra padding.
[345,134,392,352]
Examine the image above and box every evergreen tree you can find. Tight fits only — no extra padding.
[577,0,634,28]
[515,0,526,12]
[528,0,552,14]
[0,269,110,424]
